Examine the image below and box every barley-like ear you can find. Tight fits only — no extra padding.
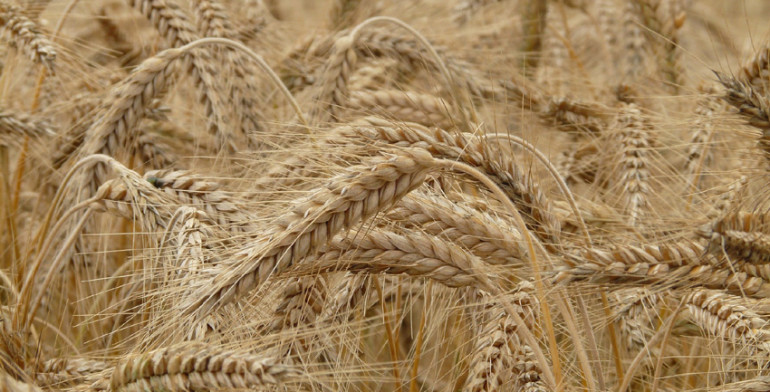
[0,374,44,392]
[329,0,362,30]
[184,148,435,317]
[309,227,496,289]
[705,210,770,265]
[343,121,561,248]
[78,46,189,190]
[685,91,722,190]
[308,34,357,124]
[558,241,770,297]
[0,1,56,70]
[621,0,647,81]
[110,344,296,391]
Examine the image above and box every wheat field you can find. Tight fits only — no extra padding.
[3,0,770,391]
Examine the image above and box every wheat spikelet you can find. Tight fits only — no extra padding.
[184,148,435,316]
[110,344,294,392]
[0,0,55,70]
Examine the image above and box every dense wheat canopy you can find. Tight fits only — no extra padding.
[3,0,770,391]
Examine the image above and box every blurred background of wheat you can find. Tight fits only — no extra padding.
[3,0,770,391]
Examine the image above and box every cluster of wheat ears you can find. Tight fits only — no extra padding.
[4,0,770,391]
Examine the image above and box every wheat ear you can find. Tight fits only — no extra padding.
[718,74,770,163]
[615,103,652,226]
[0,1,56,70]
[557,241,770,297]
[307,227,499,288]
[388,192,524,265]
[35,358,108,388]
[685,91,721,190]
[0,108,55,146]
[520,0,548,77]
[349,89,458,129]
[193,0,268,148]
[343,120,562,247]
[464,282,544,392]
[184,148,435,317]
[684,289,770,353]
[127,0,237,151]
[110,344,295,392]
[145,169,256,232]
